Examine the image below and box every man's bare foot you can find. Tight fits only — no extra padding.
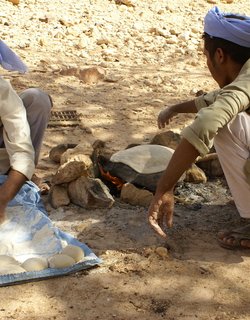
[31,174,50,195]
[217,224,250,249]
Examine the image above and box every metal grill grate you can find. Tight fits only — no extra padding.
[48,110,82,127]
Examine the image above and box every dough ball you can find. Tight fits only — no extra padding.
[61,245,85,262]
[0,255,19,265]
[48,254,76,269]
[21,257,48,272]
[0,265,26,275]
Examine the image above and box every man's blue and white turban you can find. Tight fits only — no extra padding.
[0,40,28,73]
[204,6,250,48]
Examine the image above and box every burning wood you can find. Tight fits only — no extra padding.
[98,163,124,190]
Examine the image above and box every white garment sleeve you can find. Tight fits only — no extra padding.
[0,78,35,179]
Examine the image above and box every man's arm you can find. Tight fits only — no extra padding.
[0,78,35,180]
[0,169,27,222]
[0,79,35,222]
[148,138,200,238]
[157,100,197,129]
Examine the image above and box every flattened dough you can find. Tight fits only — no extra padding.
[110,145,174,174]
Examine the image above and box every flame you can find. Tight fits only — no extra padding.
[98,164,124,190]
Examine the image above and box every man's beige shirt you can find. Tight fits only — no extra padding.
[182,58,250,156]
[0,77,35,179]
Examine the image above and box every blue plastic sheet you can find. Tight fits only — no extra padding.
[0,176,102,286]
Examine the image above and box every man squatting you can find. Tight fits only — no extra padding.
[148,7,250,250]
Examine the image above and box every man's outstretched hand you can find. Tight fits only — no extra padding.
[147,191,175,238]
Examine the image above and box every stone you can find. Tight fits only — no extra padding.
[96,38,110,45]
[60,142,93,164]
[59,66,78,76]
[78,66,105,84]
[52,158,92,185]
[208,159,224,177]
[184,164,207,184]
[7,0,19,5]
[150,130,181,150]
[59,66,105,84]
[68,176,114,209]
[196,153,224,178]
[120,183,153,207]
[166,37,178,44]
[49,185,71,209]
[155,247,168,258]
[49,143,78,163]
[115,0,135,7]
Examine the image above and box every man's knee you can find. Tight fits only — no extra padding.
[19,88,53,114]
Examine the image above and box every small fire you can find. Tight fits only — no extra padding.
[98,164,124,190]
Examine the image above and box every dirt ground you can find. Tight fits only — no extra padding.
[0,0,250,319]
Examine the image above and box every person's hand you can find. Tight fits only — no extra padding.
[157,106,177,129]
[147,191,175,238]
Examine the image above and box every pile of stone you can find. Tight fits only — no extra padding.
[48,140,115,209]
[48,130,223,209]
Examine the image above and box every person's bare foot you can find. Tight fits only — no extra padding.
[31,174,50,195]
[217,224,250,249]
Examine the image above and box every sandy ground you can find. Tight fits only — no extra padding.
[0,0,250,319]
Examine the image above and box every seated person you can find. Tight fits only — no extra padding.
[0,40,52,222]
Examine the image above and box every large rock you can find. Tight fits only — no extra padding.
[60,142,94,164]
[49,185,70,209]
[68,176,114,209]
[184,164,207,183]
[59,66,105,84]
[52,156,93,184]
[196,153,224,177]
[150,130,181,150]
[120,183,153,207]
[49,143,77,163]
[78,66,105,84]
